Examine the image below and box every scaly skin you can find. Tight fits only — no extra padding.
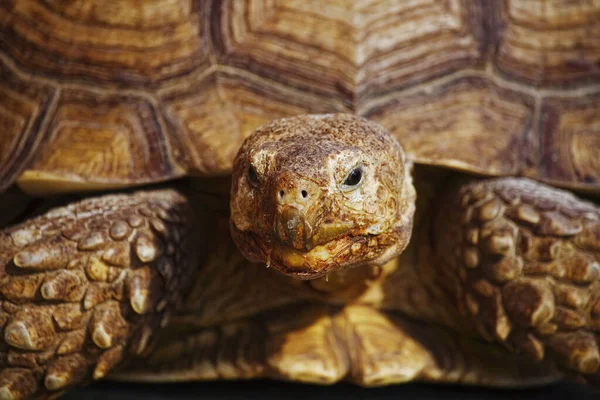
[0,189,197,399]
[0,115,599,398]
[230,114,600,387]
[1,1,600,397]
[433,178,600,384]
[117,193,558,388]
[230,114,416,279]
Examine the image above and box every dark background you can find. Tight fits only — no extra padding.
[66,379,600,399]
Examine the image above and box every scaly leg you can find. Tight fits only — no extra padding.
[433,178,600,384]
[0,188,197,399]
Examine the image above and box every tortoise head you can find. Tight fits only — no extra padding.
[230,114,416,279]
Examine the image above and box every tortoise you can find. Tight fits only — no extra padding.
[1,0,600,398]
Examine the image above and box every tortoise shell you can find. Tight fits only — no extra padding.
[1,0,599,193]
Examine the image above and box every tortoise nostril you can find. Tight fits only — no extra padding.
[279,190,285,199]
[301,190,308,198]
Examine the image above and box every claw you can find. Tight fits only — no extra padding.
[93,346,124,380]
[135,233,163,263]
[4,322,34,350]
[5,311,55,351]
[44,355,86,391]
[130,289,149,315]
[91,323,113,349]
[0,369,37,400]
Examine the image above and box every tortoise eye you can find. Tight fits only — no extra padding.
[248,165,259,186]
[342,166,363,189]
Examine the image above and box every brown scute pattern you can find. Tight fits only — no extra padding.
[1,1,599,191]
[213,0,486,100]
[0,59,55,192]
[365,76,534,177]
[0,0,208,85]
[0,189,196,399]
[19,89,187,192]
[159,70,347,176]
[494,0,600,86]
[435,178,600,383]
[119,305,557,387]
[535,94,600,188]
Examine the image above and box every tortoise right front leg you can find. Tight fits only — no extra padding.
[433,178,600,385]
[0,189,197,399]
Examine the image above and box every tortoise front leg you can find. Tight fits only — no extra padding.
[433,178,600,384]
[0,189,197,399]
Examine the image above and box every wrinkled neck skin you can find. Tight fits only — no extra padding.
[230,114,416,281]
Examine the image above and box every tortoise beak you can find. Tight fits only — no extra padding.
[273,175,323,251]
[275,206,318,251]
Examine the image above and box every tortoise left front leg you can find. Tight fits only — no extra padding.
[433,178,600,384]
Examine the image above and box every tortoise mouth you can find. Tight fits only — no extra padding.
[231,220,410,281]
[255,231,388,280]
[269,239,365,279]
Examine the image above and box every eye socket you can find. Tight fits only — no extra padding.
[247,165,259,186]
[342,166,363,189]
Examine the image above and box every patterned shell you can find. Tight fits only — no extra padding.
[1,0,599,193]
